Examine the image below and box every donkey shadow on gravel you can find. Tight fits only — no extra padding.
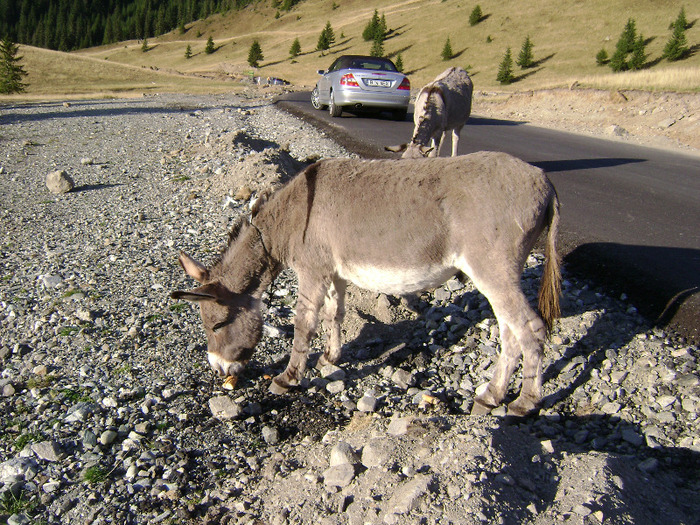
[485,416,700,525]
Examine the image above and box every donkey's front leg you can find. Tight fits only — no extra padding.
[450,128,461,157]
[317,278,347,369]
[270,276,327,395]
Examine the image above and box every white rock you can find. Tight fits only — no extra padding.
[46,170,74,194]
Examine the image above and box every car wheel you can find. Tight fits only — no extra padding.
[329,92,342,118]
[393,109,408,122]
[311,87,325,110]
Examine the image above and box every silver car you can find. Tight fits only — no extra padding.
[311,55,410,120]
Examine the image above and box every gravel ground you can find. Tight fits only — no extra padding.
[1,93,699,525]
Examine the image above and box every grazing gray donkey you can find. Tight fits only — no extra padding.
[172,152,561,417]
[387,67,473,158]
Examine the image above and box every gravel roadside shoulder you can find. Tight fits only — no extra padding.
[0,93,698,525]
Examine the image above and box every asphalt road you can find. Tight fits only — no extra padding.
[276,91,700,343]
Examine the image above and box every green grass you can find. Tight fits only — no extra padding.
[83,465,108,484]
[169,303,188,313]
[14,431,43,451]
[0,488,36,515]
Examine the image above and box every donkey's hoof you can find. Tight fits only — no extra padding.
[506,398,540,417]
[470,399,497,416]
[269,376,291,395]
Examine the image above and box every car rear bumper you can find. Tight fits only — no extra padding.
[334,89,409,110]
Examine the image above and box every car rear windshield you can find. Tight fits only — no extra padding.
[343,57,397,72]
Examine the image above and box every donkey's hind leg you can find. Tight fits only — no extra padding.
[271,275,328,394]
[473,290,546,416]
[463,256,546,416]
[471,323,521,414]
[317,278,347,368]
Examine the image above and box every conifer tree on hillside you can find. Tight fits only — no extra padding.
[370,37,384,58]
[248,39,263,67]
[610,18,641,72]
[289,37,301,59]
[469,5,483,26]
[317,22,335,55]
[395,53,404,72]
[441,37,453,61]
[205,36,215,54]
[628,34,647,70]
[185,44,192,59]
[0,37,28,94]
[664,8,690,61]
[363,10,381,41]
[516,36,534,69]
[497,47,514,84]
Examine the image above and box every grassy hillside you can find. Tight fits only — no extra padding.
[6,0,700,98]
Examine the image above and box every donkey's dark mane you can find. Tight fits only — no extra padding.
[210,215,247,270]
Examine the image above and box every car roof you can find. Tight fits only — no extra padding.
[331,55,397,71]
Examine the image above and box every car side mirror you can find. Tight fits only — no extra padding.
[317,70,326,75]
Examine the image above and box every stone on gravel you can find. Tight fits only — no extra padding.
[46,169,74,193]
[209,396,242,419]
[329,441,359,466]
[323,463,355,488]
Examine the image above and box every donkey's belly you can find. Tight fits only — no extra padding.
[338,262,457,295]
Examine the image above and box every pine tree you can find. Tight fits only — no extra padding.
[317,22,334,54]
[248,39,263,67]
[664,10,690,61]
[0,37,28,94]
[628,34,647,70]
[363,10,381,41]
[141,37,149,52]
[496,47,514,84]
[395,53,404,72]
[441,37,453,61]
[370,36,384,58]
[516,36,534,69]
[617,18,637,54]
[205,36,215,54]
[469,5,483,26]
[185,44,192,59]
[595,48,608,66]
[670,7,688,31]
[289,37,301,59]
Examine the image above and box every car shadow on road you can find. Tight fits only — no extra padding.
[533,157,646,172]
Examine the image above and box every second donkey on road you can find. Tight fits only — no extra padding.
[387,66,474,158]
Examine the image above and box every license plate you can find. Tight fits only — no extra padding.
[365,79,391,87]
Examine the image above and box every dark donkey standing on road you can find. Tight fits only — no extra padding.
[172,151,561,416]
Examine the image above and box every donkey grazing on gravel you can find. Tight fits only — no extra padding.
[171,151,561,416]
[386,67,473,158]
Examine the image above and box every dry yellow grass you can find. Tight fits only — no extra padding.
[3,0,699,99]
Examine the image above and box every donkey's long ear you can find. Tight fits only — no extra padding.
[178,252,209,283]
[385,144,408,153]
[171,282,233,304]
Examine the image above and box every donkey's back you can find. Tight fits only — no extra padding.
[262,152,554,287]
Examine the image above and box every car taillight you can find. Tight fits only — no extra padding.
[398,77,411,90]
[340,73,359,87]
